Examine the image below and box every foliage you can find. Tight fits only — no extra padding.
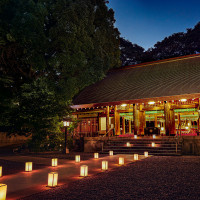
[0,0,120,150]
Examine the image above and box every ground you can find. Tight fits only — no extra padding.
[1,153,199,200]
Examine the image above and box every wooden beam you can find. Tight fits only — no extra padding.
[133,104,139,135]
[128,120,132,133]
[106,106,110,135]
[122,117,125,135]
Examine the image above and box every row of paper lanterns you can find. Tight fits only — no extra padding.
[0,151,149,199]
[133,135,156,139]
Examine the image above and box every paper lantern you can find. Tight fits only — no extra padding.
[94,153,99,159]
[134,154,139,160]
[144,151,148,157]
[109,151,113,156]
[25,162,32,172]
[0,166,2,177]
[152,142,155,147]
[0,184,7,200]
[134,135,137,139]
[126,142,131,147]
[153,134,156,139]
[52,158,58,167]
[75,155,80,163]
[80,165,88,177]
[102,161,108,170]
[48,172,58,187]
[119,157,124,165]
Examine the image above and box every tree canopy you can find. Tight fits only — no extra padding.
[0,0,120,149]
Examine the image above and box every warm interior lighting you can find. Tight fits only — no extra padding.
[134,135,137,139]
[152,142,155,147]
[134,154,139,160]
[148,101,155,105]
[25,162,32,172]
[52,158,58,167]
[161,127,164,131]
[144,151,148,157]
[80,165,88,177]
[126,142,131,147]
[75,155,80,163]
[119,157,124,165]
[94,153,99,159]
[102,161,108,170]
[48,172,58,187]
[185,126,189,130]
[153,134,156,139]
[0,166,2,177]
[0,184,7,200]
[121,104,127,107]
[109,151,113,156]
[180,99,187,102]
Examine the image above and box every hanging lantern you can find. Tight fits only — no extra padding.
[0,184,7,200]
[48,172,58,187]
[75,155,80,163]
[134,135,137,139]
[144,151,148,157]
[134,154,139,160]
[80,165,88,177]
[52,158,58,167]
[25,162,32,172]
[119,157,124,165]
[102,161,108,170]
[94,153,99,159]
[126,142,131,147]
[152,142,155,147]
[0,166,2,177]
[109,151,113,156]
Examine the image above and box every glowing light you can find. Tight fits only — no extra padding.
[126,142,131,147]
[25,162,32,172]
[148,101,155,105]
[121,104,127,107]
[0,184,7,200]
[153,134,156,139]
[152,142,155,147]
[80,165,88,177]
[48,172,58,187]
[52,158,58,167]
[134,154,139,160]
[180,99,187,102]
[119,157,124,165]
[75,155,80,163]
[0,166,2,177]
[102,161,108,170]
[185,126,189,130]
[109,151,113,156]
[161,127,164,131]
[144,152,148,157]
[63,121,70,127]
[94,153,99,159]
[134,135,137,139]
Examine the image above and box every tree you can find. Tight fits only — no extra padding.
[0,0,120,150]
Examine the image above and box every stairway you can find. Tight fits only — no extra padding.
[102,137,182,156]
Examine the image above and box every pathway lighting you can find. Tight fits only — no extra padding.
[25,162,32,172]
[0,184,7,200]
[75,155,80,163]
[126,142,131,147]
[52,158,58,167]
[48,172,58,187]
[144,152,149,157]
[152,142,155,147]
[0,166,2,177]
[94,153,99,159]
[102,161,108,170]
[134,154,139,160]
[109,151,113,156]
[119,157,124,165]
[80,165,88,177]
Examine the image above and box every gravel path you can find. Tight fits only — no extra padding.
[20,156,200,200]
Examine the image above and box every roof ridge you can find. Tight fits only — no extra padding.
[114,53,200,71]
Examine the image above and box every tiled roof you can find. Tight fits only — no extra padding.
[73,54,200,106]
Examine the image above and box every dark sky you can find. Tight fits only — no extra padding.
[108,0,200,50]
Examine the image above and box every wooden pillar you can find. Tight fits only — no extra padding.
[114,105,120,135]
[155,115,158,127]
[128,120,132,133]
[106,106,110,136]
[139,109,145,135]
[133,104,139,135]
[178,113,181,135]
[164,101,175,136]
[197,99,200,133]
[122,117,125,135]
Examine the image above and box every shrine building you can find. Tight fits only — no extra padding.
[72,54,200,137]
